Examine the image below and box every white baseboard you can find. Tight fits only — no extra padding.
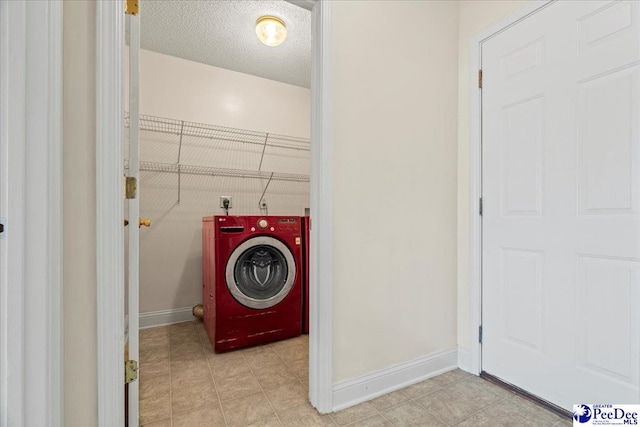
[139,307,195,329]
[332,347,458,412]
[458,346,470,373]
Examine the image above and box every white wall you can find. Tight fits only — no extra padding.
[63,1,98,425]
[331,0,459,382]
[127,50,311,314]
[456,0,529,353]
[127,49,310,137]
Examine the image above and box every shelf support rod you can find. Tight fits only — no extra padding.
[177,120,185,163]
[177,121,184,205]
[258,133,269,172]
[258,133,269,210]
[177,165,181,205]
[258,172,274,210]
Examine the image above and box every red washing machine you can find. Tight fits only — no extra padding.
[202,215,303,352]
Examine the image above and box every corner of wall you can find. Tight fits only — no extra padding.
[457,346,471,373]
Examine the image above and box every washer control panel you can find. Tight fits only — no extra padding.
[277,218,299,233]
[213,216,301,237]
[255,218,299,233]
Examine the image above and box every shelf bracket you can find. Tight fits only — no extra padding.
[258,133,269,172]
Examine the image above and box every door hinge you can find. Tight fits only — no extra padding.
[478,69,483,88]
[479,325,483,343]
[125,176,137,199]
[125,0,139,15]
[479,197,483,216]
[125,360,138,384]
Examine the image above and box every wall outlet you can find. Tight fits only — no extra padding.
[219,196,232,209]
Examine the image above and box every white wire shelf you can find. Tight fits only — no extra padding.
[138,161,310,183]
[125,112,310,152]
[125,113,310,206]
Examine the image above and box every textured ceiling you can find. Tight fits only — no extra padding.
[134,0,311,88]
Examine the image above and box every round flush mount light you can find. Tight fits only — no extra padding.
[255,16,287,47]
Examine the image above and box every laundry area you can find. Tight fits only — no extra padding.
[123,1,312,424]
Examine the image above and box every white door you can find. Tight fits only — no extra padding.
[126,8,141,427]
[482,0,640,410]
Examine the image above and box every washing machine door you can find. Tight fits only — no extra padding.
[225,236,297,309]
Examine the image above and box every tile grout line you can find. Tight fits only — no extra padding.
[197,321,230,427]
[372,401,398,426]
[139,328,174,426]
[244,348,285,426]
[376,391,410,427]
[451,395,513,427]
[373,408,393,426]
[426,377,479,426]
[277,341,312,389]
[408,395,458,426]
[409,377,512,426]
[405,390,455,426]
[333,384,423,426]
[370,388,414,426]
[270,338,320,426]
[365,374,472,427]
[172,333,216,417]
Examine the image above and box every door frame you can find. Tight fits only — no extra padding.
[95,1,334,424]
[468,0,554,376]
[0,0,64,425]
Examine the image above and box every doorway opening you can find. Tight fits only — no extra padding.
[126,2,312,425]
[96,0,334,425]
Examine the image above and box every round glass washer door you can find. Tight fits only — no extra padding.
[225,236,297,309]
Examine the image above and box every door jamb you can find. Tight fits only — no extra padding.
[96,1,125,425]
[307,0,334,413]
[95,0,334,422]
[468,0,554,376]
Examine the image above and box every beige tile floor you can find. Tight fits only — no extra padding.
[139,321,572,427]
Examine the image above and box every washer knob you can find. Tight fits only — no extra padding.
[270,227,275,231]
[258,219,268,229]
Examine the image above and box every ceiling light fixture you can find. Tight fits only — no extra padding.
[255,16,287,47]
